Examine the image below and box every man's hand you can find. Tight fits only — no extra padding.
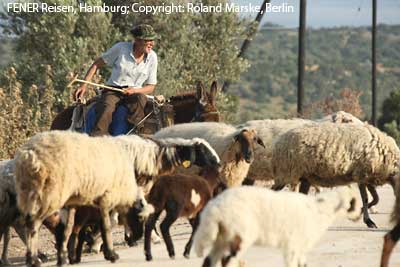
[74,85,87,101]
[123,87,137,95]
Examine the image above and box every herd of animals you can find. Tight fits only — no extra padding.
[0,83,400,267]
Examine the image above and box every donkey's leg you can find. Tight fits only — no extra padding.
[359,183,377,228]
[1,227,11,266]
[144,211,162,261]
[99,208,119,262]
[381,223,400,267]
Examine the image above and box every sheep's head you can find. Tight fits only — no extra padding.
[233,128,265,164]
[125,199,154,244]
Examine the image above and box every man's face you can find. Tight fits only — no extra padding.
[135,39,155,54]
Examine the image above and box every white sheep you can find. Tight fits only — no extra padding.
[14,130,220,267]
[193,185,361,267]
[239,111,364,183]
[0,159,21,266]
[0,159,55,267]
[154,122,265,187]
[272,123,400,228]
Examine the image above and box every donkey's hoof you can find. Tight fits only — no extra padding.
[184,252,190,259]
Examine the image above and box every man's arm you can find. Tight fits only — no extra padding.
[74,57,106,100]
[124,84,155,95]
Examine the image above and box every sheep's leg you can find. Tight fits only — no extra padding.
[203,243,226,267]
[144,211,162,261]
[25,217,42,267]
[14,219,47,263]
[184,216,200,258]
[1,227,11,266]
[367,184,379,209]
[358,183,377,228]
[299,178,310,195]
[381,223,400,267]
[284,249,301,267]
[99,209,119,262]
[160,205,180,260]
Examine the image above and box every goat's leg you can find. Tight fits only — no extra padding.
[67,226,81,264]
[25,216,42,267]
[74,228,88,264]
[381,223,400,267]
[367,184,379,209]
[1,227,11,266]
[359,183,377,228]
[299,178,311,195]
[144,211,162,261]
[99,209,119,262]
[184,216,200,258]
[160,204,180,260]
[55,207,76,266]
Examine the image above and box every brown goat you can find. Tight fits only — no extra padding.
[128,168,222,261]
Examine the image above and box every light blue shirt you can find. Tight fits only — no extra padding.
[101,42,157,88]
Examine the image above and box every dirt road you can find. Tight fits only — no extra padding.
[3,185,400,267]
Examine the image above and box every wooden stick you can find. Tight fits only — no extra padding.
[67,76,125,93]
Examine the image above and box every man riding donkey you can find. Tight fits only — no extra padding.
[74,24,159,136]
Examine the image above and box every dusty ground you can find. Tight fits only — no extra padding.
[2,185,400,267]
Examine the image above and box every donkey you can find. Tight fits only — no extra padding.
[50,81,220,132]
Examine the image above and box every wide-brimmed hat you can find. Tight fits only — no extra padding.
[130,24,159,40]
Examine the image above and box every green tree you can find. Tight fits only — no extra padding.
[378,88,400,144]
[1,0,249,110]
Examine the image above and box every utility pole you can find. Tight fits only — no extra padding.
[371,0,377,125]
[297,0,307,116]
[221,0,271,92]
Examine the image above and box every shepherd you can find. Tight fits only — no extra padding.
[74,24,159,136]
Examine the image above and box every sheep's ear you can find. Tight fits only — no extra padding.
[256,136,265,148]
[209,81,218,106]
[196,81,207,106]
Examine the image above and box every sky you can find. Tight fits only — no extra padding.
[1,0,400,28]
[232,0,400,28]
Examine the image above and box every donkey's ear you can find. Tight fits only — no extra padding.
[209,81,218,106]
[196,81,207,104]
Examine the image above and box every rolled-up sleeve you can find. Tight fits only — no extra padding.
[146,55,158,85]
[101,43,121,66]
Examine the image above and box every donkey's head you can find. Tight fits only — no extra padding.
[195,81,220,122]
